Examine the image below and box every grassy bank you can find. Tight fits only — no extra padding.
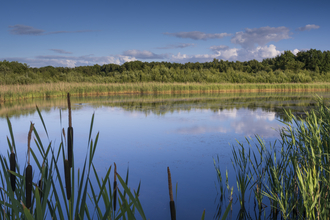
[2,82,330,102]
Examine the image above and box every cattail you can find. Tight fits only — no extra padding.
[67,127,73,168]
[67,93,73,168]
[26,122,34,209]
[25,165,32,209]
[167,167,176,220]
[10,151,16,192]
[64,159,71,200]
[113,163,117,211]
[63,127,71,200]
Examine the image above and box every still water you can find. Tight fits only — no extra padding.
[0,92,329,219]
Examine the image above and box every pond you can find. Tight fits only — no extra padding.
[0,91,329,219]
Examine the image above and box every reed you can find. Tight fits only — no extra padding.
[215,96,330,219]
[2,82,330,102]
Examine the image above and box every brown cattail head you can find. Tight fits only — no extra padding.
[113,163,117,211]
[67,93,73,168]
[167,167,174,202]
[27,123,34,165]
[64,159,71,200]
[67,93,72,128]
[10,152,16,192]
[67,127,73,168]
[114,163,117,182]
[25,164,32,209]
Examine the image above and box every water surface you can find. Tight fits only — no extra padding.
[1,92,329,219]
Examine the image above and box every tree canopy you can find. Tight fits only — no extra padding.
[1,49,330,85]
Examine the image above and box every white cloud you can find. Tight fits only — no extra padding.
[247,44,282,59]
[170,44,281,63]
[211,47,239,60]
[3,55,136,67]
[171,52,220,63]
[291,49,300,55]
[4,43,284,68]
[231,26,291,49]
[123,50,167,59]
[164,31,231,40]
[297,24,320,31]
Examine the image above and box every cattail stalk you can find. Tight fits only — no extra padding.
[26,122,34,209]
[167,167,176,220]
[113,163,117,211]
[67,93,73,168]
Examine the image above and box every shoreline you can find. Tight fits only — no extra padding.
[1,82,330,103]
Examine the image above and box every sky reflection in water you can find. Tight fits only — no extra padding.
[0,94,321,219]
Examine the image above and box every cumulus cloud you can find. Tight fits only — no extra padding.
[123,50,167,59]
[210,45,239,60]
[163,31,231,40]
[2,55,136,68]
[171,52,220,63]
[231,26,291,49]
[157,43,196,49]
[170,44,282,63]
[7,44,285,67]
[8,24,99,35]
[49,49,73,54]
[291,49,300,55]
[297,24,320,31]
[237,44,282,61]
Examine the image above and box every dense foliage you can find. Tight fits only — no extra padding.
[1,49,330,85]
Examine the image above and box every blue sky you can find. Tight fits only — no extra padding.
[0,0,328,67]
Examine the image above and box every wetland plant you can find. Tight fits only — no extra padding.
[0,104,147,219]
[215,97,330,219]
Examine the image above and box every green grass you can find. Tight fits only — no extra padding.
[215,96,330,219]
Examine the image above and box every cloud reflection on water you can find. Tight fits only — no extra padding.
[175,108,281,138]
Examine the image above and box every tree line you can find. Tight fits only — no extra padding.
[1,49,330,85]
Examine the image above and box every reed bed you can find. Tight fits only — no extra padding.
[215,96,330,219]
[0,98,147,219]
[2,82,330,102]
